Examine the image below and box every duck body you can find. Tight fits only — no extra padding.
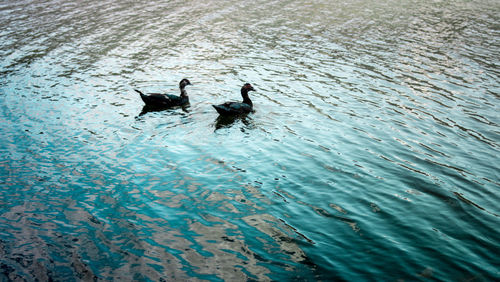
[135,78,191,108]
[212,83,255,115]
[136,91,188,108]
[213,101,252,115]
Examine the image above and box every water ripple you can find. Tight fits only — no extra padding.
[1,0,499,280]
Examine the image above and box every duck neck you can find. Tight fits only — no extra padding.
[241,89,252,106]
[180,86,188,98]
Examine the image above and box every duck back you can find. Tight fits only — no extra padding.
[212,102,252,115]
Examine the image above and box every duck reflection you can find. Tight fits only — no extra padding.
[138,104,190,117]
[214,114,252,130]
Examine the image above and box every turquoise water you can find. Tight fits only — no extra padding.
[1,0,499,280]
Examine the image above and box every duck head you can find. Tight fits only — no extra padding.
[242,83,255,92]
[179,78,192,89]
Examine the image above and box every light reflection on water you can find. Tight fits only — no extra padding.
[1,0,499,280]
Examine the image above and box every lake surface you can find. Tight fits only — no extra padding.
[1,0,499,280]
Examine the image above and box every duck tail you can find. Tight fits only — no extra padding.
[135,89,148,103]
[212,105,225,115]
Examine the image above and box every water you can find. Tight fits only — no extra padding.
[1,0,499,280]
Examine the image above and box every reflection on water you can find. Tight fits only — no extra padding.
[1,0,499,280]
[214,115,253,131]
[138,104,191,117]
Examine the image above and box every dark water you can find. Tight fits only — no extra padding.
[1,0,499,280]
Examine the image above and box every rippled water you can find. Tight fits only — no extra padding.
[1,0,499,280]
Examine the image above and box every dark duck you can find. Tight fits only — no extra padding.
[212,83,255,115]
[135,78,192,108]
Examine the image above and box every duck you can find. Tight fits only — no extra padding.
[212,83,255,115]
[135,78,192,108]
